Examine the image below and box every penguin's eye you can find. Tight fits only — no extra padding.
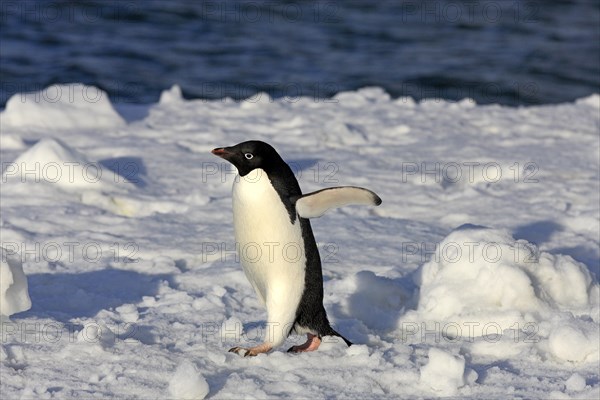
[244,153,254,160]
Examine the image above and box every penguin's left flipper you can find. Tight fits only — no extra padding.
[293,186,382,218]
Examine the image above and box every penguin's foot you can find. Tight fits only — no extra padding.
[229,343,272,357]
[287,333,321,353]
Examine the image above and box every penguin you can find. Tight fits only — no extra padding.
[212,140,381,356]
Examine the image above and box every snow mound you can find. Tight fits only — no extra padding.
[420,348,466,396]
[575,94,600,110]
[1,247,32,318]
[0,138,178,217]
[168,360,210,400]
[401,225,599,363]
[1,84,125,130]
[0,133,26,150]
[2,137,120,191]
[548,322,599,363]
[404,226,597,330]
[159,84,184,105]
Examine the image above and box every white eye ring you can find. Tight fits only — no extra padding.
[244,153,254,160]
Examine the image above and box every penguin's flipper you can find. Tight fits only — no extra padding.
[293,186,382,218]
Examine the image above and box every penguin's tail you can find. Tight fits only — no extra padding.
[324,327,353,347]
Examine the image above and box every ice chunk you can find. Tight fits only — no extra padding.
[0,247,32,318]
[420,348,465,395]
[168,360,210,400]
[565,373,587,392]
[159,84,184,104]
[548,324,599,363]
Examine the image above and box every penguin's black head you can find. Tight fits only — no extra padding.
[211,140,285,176]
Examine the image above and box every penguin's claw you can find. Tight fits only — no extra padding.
[228,343,272,357]
[228,347,249,356]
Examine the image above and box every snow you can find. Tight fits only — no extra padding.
[565,373,587,392]
[0,84,599,399]
[3,137,123,191]
[400,225,599,364]
[168,360,210,400]
[419,348,466,396]
[0,248,32,318]
[1,84,125,130]
[548,323,599,363]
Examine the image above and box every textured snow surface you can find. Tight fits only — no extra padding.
[0,84,599,399]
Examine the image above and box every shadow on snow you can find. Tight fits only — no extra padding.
[24,269,174,322]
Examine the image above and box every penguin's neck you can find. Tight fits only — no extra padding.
[232,168,273,203]
[234,167,300,224]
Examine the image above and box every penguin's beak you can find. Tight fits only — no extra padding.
[212,145,244,173]
[211,147,231,159]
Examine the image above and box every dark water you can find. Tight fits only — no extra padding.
[1,0,599,106]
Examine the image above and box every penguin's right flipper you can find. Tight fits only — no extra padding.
[293,186,382,218]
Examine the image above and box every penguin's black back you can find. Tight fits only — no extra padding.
[264,157,352,346]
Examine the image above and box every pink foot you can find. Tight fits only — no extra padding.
[229,342,272,357]
[287,333,322,353]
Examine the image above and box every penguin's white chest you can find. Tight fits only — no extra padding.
[232,169,306,308]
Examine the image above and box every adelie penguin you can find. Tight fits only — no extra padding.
[212,140,381,357]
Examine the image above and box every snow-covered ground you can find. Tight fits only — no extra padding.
[1,84,598,399]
